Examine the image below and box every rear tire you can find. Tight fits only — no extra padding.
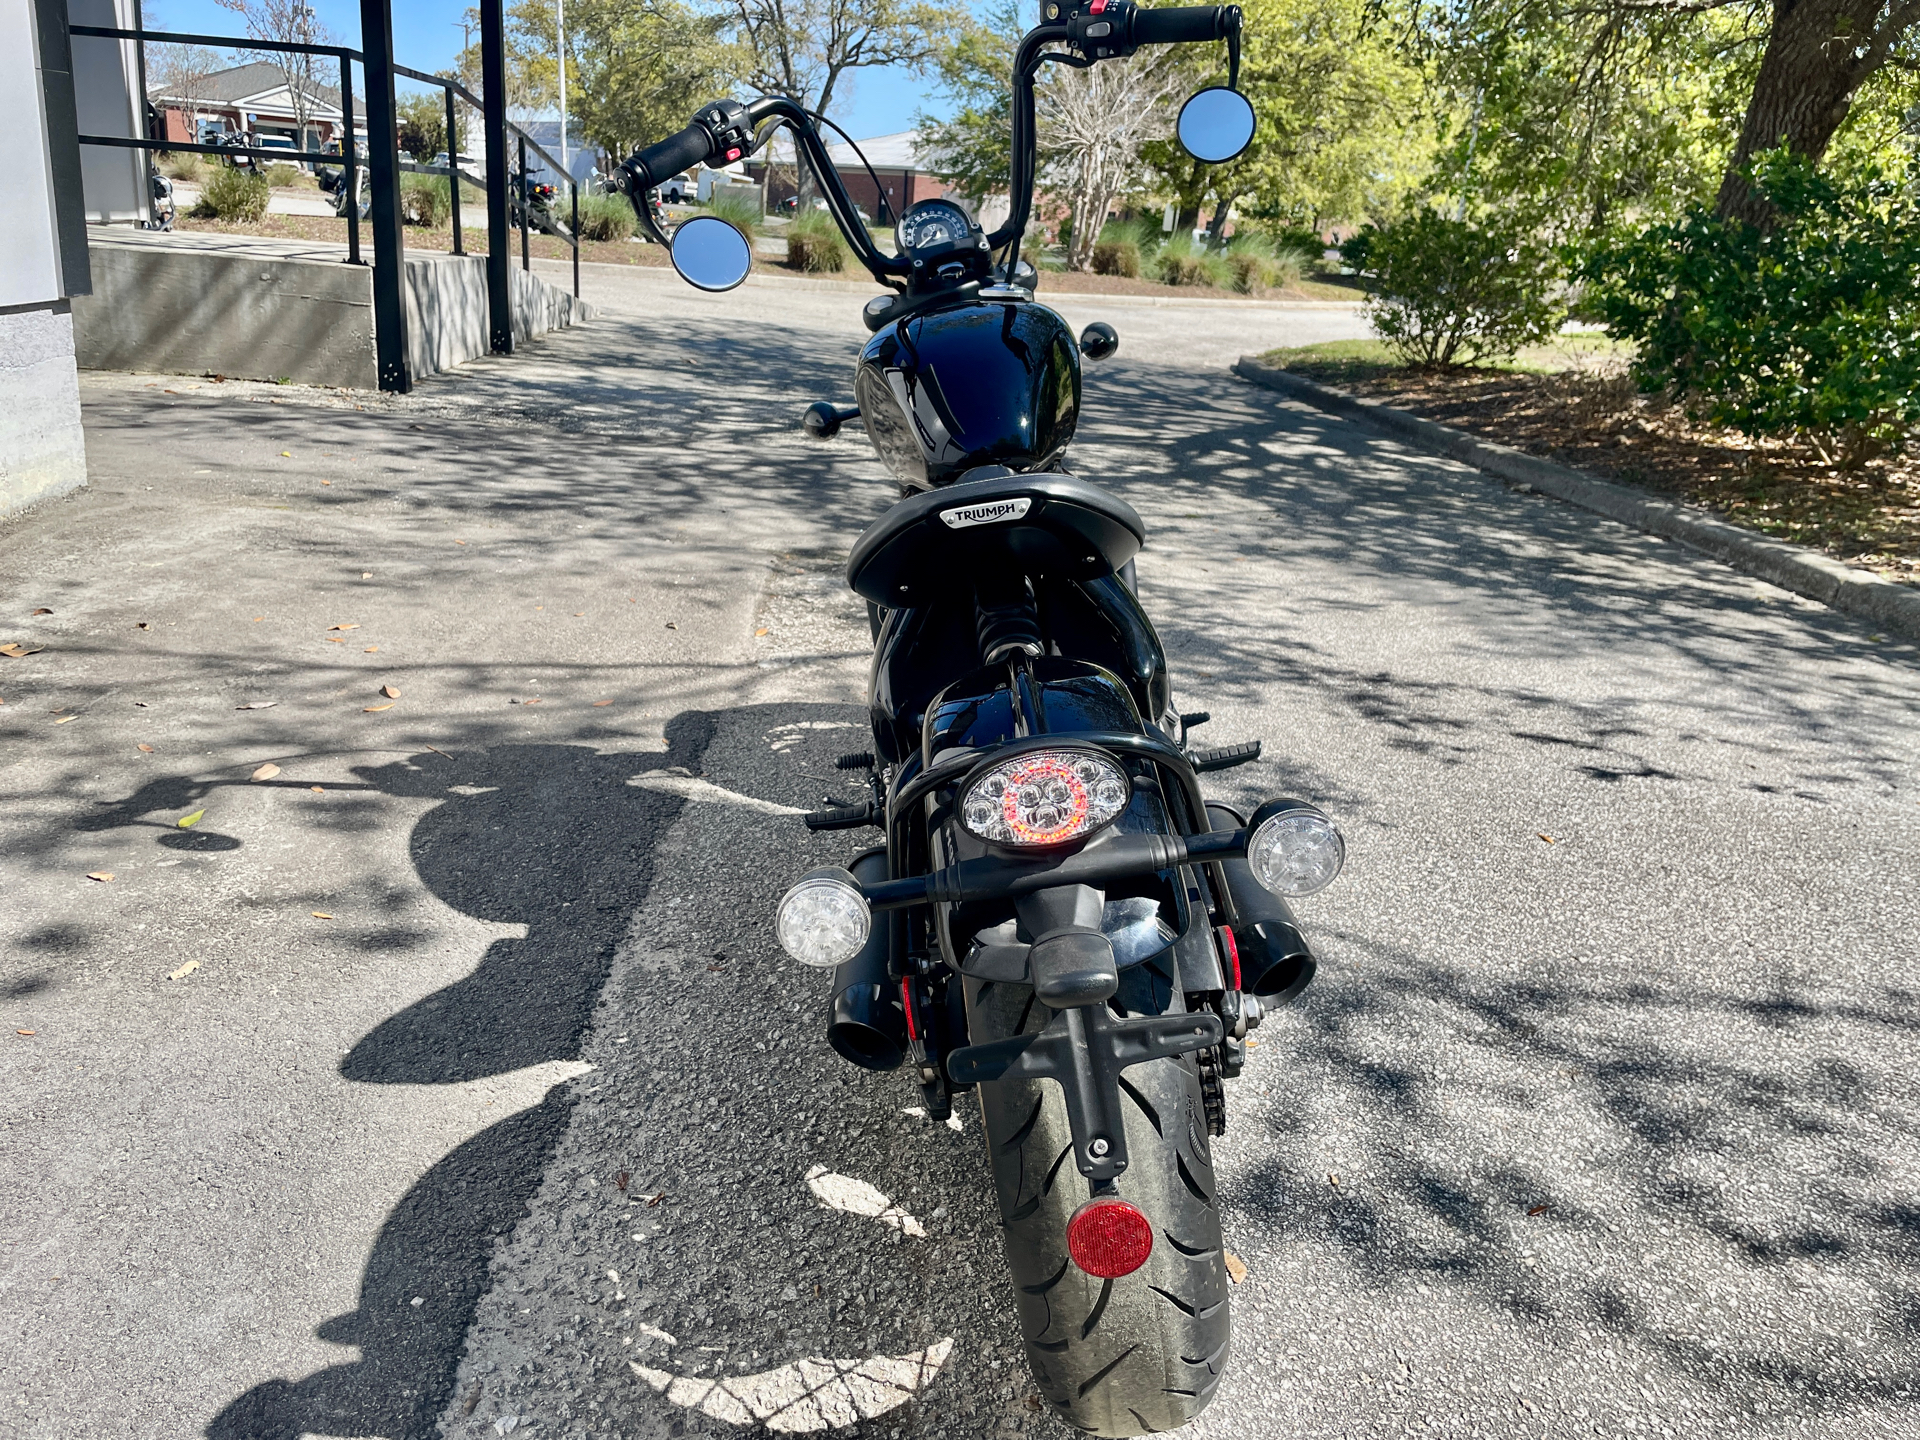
[965,977,1231,1437]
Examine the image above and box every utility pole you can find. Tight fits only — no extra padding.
[556,0,567,174]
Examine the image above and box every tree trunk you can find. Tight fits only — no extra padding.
[1713,0,1880,224]
[1205,194,1235,247]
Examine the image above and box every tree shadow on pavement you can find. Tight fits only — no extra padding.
[1232,934,1920,1427]
[205,718,716,1440]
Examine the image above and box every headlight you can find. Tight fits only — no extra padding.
[960,747,1130,848]
[1247,802,1345,896]
[775,868,871,968]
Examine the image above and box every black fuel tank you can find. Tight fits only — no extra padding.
[854,300,1081,489]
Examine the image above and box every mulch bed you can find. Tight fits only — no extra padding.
[1268,356,1920,589]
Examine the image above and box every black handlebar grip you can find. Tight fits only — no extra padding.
[631,122,713,186]
[1129,4,1237,45]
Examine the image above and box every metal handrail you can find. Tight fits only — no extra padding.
[68,22,581,289]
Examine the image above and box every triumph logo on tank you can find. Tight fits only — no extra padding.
[939,497,1033,529]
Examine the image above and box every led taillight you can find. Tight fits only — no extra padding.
[959,747,1129,848]
[1066,1197,1154,1278]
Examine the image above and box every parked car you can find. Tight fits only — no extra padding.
[253,134,302,170]
[776,194,872,224]
[657,172,696,204]
[429,151,485,181]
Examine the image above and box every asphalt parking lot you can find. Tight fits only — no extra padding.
[2,261,1915,1440]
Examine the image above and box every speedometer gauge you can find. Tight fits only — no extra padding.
[897,200,976,255]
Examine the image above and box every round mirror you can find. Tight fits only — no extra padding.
[1177,87,1256,165]
[671,214,752,292]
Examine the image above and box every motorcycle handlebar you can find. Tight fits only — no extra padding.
[1128,4,1238,45]
[631,123,713,186]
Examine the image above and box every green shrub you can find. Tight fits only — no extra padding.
[399,173,452,226]
[157,151,205,182]
[194,165,269,221]
[1344,210,1561,366]
[574,191,635,242]
[1153,233,1228,288]
[700,189,761,237]
[1092,239,1140,277]
[786,209,846,272]
[1219,233,1310,293]
[262,162,303,188]
[1263,225,1327,259]
[1582,150,1920,466]
[1092,218,1158,277]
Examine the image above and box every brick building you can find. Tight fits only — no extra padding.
[752,130,956,224]
[150,61,361,154]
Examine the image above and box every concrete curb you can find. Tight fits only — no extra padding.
[1233,356,1920,642]
[525,255,1363,309]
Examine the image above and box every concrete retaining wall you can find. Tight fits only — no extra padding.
[0,305,89,517]
[72,231,592,389]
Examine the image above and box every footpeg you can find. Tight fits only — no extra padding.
[835,751,875,771]
[1179,710,1212,729]
[1190,741,1261,772]
[804,800,882,831]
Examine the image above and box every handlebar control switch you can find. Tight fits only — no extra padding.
[693,99,755,164]
[1064,0,1140,59]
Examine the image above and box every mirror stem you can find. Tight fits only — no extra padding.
[1227,31,1240,91]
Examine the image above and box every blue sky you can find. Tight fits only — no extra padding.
[144,0,954,140]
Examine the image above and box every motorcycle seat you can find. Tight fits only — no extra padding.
[846,470,1145,606]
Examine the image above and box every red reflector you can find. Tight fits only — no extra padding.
[1067,1197,1153,1278]
[1221,925,1242,990]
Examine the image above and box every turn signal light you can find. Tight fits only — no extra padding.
[1066,1196,1154,1278]
[775,868,871,968]
[1247,800,1345,897]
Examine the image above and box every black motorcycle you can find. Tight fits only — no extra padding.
[615,5,1346,1434]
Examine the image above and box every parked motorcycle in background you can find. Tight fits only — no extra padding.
[616,6,1345,1435]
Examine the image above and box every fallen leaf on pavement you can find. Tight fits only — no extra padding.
[177,809,205,828]
[616,1172,629,1191]
[310,785,325,793]
[592,699,613,707]
[363,704,393,712]
[311,911,333,920]
[252,617,264,622]
[235,701,277,710]
[31,608,52,616]
[0,644,45,658]
[326,637,347,643]
[1537,833,1555,844]
[645,1192,666,1207]
[328,623,359,632]
[754,627,770,637]
[1223,1252,1249,1285]
[86,872,114,883]
[1527,1204,1549,1217]
[361,572,372,579]
[251,763,280,781]
[320,480,332,486]
[280,451,292,457]
[454,539,467,545]
[1327,1172,1341,1188]
[380,685,400,698]
[54,715,77,724]
[138,743,155,753]
[135,622,150,631]
[168,960,200,981]
[363,646,378,653]
[573,612,586,617]
[16,1030,34,1037]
